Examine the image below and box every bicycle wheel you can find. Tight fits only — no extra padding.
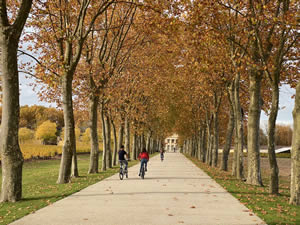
[119,168,124,180]
[141,167,145,179]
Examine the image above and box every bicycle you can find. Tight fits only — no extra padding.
[140,162,146,179]
[119,160,128,180]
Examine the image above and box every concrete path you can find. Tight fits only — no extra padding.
[11,153,266,225]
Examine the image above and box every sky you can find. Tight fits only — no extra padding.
[19,73,295,126]
[260,84,295,127]
[19,73,52,107]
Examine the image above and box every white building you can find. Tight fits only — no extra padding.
[164,134,179,152]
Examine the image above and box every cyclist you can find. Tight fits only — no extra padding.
[138,148,149,176]
[118,145,128,172]
[160,148,165,161]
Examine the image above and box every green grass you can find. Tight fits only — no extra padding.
[242,152,291,158]
[260,153,291,158]
[185,155,299,225]
[0,154,139,225]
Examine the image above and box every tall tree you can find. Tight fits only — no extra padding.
[26,0,115,183]
[0,0,32,202]
[290,82,300,205]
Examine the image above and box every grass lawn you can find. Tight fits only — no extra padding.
[0,154,139,225]
[186,155,299,225]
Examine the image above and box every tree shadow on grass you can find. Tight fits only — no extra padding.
[230,191,290,198]
[22,195,68,201]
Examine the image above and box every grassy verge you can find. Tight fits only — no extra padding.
[185,155,299,225]
[0,154,139,225]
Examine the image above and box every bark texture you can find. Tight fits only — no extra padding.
[101,106,107,171]
[146,131,151,153]
[234,74,244,180]
[201,127,206,162]
[267,84,279,194]
[125,116,130,159]
[132,132,137,160]
[0,0,32,202]
[117,122,124,160]
[290,82,300,205]
[111,119,118,166]
[105,115,112,168]
[212,110,219,166]
[246,70,263,186]
[221,84,235,171]
[88,80,99,173]
[57,73,77,183]
[205,113,212,164]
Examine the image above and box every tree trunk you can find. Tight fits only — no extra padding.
[101,106,107,171]
[57,73,77,183]
[189,139,192,156]
[125,116,130,159]
[232,134,238,176]
[193,136,197,157]
[205,114,212,164]
[267,83,280,194]
[71,149,79,177]
[141,133,145,150]
[146,131,151,153]
[132,131,137,160]
[246,70,263,186]
[105,115,112,168]
[221,83,235,171]
[117,121,124,163]
[212,91,222,167]
[212,112,219,167]
[139,135,142,156]
[0,36,23,202]
[234,73,244,180]
[289,82,300,205]
[201,126,207,162]
[209,135,214,166]
[152,138,156,153]
[206,131,211,164]
[111,119,118,166]
[198,129,202,160]
[88,95,99,174]
[136,135,140,158]
[221,119,233,171]
[0,0,32,202]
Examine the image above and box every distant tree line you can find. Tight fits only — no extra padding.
[260,125,293,147]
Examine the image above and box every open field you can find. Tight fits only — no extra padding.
[19,141,99,160]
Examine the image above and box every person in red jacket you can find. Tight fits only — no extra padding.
[138,148,149,176]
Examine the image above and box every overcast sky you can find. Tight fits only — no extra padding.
[19,73,295,126]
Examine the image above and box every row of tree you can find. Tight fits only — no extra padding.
[0,0,168,202]
[169,0,299,206]
[15,105,294,147]
[0,0,299,207]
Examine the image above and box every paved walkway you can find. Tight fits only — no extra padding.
[11,153,266,225]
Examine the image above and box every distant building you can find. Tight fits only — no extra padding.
[164,134,179,152]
